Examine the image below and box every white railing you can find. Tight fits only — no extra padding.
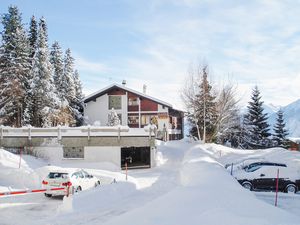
[0,125,156,141]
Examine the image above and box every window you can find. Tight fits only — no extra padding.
[128,116,139,125]
[63,147,84,158]
[128,97,139,106]
[109,96,122,110]
[48,172,68,179]
[141,115,158,126]
[141,115,151,125]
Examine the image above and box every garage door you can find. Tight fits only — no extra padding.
[121,146,150,169]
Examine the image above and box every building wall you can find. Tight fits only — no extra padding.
[84,94,109,125]
[84,93,128,126]
[84,146,121,167]
[141,98,158,111]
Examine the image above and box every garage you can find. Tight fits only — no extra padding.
[121,146,151,169]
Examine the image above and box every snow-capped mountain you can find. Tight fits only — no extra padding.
[268,99,300,137]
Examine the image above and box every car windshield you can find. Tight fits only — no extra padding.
[245,165,261,172]
[47,172,68,179]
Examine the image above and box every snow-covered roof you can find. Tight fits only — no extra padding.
[83,83,173,108]
[288,137,300,144]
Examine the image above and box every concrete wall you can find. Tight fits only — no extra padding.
[84,146,121,167]
[33,146,63,162]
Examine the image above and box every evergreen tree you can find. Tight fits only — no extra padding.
[62,48,76,105]
[39,17,48,42]
[28,15,38,58]
[242,86,271,149]
[73,69,84,126]
[0,6,31,127]
[107,108,120,126]
[50,41,64,100]
[192,65,217,142]
[31,19,60,127]
[273,109,289,148]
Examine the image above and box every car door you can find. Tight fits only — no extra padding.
[77,171,86,189]
[82,170,92,189]
[253,165,282,191]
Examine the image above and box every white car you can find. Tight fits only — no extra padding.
[42,169,101,197]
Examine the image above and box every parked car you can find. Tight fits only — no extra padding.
[42,169,101,197]
[233,162,300,193]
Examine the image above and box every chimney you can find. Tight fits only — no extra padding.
[143,84,147,94]
[122,80,126,86]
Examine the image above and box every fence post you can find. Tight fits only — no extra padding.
[19,147,22,169]
[125,162,128,181]
[275,169,279,207]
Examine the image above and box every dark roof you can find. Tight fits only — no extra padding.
[84,83,173,108]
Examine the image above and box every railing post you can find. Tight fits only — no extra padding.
[118,126,121,141]
[57,125,61,141]
[28,126,31,141]
[87,125,91,141]
[0,125,3,140]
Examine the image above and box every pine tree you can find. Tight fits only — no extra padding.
[39,17,48,42]
[62,48,76,105]
[273,109,289,148]
[28,15,38,59]
[0,6,31,127]
[107,108,120,126]
[50,41,64,100]
[192,65,217,142]
[31,19,60,127]
[242,86,271,149]
[73,70,84,126]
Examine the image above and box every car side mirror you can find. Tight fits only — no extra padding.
[260,174,265,177]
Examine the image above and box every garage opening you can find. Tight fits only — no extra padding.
[121,146,150,169]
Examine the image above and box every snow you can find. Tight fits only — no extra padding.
[0,140,300,225]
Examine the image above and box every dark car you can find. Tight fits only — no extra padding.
[233,162,299,193]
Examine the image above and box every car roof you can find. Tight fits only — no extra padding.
[48,169,84,174]
[248,161,287,167]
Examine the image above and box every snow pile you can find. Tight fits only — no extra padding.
[99,142,299,225]
[72,182,137,213]
[0,149,39,190]
[1,141,300,225]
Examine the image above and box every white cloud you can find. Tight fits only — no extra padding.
[79,1,300,108]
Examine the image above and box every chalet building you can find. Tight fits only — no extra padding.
[83,83,184,140]
[288,138,300,151]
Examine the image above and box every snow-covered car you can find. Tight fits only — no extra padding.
[42,169,100,197]
[233,162,300,193]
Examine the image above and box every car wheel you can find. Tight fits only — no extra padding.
[285,184,297,193]
[44,193,52,198]
[76,186,82,192]
[241,181,253,191]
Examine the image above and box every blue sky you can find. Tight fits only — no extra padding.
[2,0,300,109]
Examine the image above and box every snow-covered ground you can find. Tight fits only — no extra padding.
[0,140,300,225]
